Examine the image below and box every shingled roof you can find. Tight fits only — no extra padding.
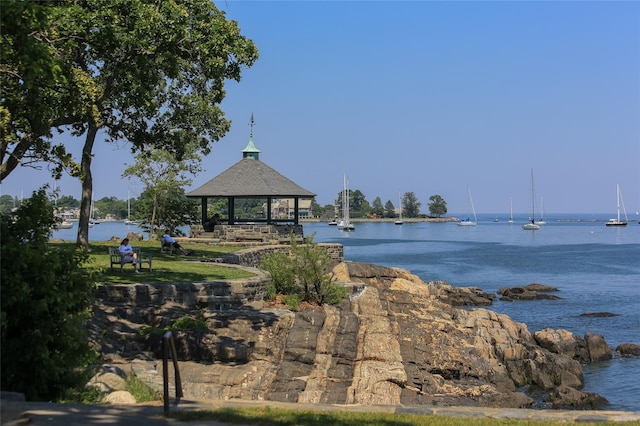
[186,157,316,198]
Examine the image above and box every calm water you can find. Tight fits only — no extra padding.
[53,215,640,411]
[304,214,640,412]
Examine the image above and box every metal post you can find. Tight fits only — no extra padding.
[162,332,170,413]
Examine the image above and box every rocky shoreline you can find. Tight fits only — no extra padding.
[87,261,639,411]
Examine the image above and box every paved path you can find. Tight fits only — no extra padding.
[2,399,640,425]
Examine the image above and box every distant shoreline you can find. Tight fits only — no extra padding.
[302,217,459,223]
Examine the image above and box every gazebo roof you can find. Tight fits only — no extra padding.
[186,157,316,198]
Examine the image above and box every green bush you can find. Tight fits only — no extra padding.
[261,233,347,306]
[139,316,209,335]
[282,294,300,311]
[261,251,296,294]
[1,189,98,401]
[171,316,208,331]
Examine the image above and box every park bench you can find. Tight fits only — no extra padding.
[109,247,152,272]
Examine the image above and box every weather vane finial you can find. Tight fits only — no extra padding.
[250,113,255,137]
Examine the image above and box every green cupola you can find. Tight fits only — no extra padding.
[242,113,261,160]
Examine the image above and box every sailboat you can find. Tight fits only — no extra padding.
[457,185,477,226]
[395,192,403,225]
[522,169,541,230]
[537,196,547,225]
[89,196,99,226]
[328,191,339,225]
[508,197,514,224]
[124,191,138,225]
[605,184,628,227]
[337,174,354,231]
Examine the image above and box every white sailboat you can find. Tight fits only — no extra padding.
[522,169,541,230]
[605,184,628,227]
[124,191,139,225]
[508,197,514,224]
[337,174,354,231]
[537,196,547,225]
[457,185,477,226]
[395,192,403,225]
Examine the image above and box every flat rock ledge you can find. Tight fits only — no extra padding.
[85,261,627,411]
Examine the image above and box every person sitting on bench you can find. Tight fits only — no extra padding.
[119,237,140,273]
[161,230,190,255]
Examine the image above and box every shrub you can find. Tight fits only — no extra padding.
[261,233,347,306]
[171,316,208,331]
[139,316,209,335]
[283,294,300,311]
[261,251,296,294]
[1,188,98,401]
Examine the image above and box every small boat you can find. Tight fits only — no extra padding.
[522,169,540,231]
[457,185,477,226]
[57,220,73,229]
[395,192,403,225]
[328,218,338,226]
[605,184,628,227]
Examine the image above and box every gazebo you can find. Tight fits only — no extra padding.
[186,118,316,242]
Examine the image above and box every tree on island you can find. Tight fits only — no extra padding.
[384,200,396,218]
[401,192,421,218]
[371,197,384,217]
[1,1,258,249]
[428,194,448,217]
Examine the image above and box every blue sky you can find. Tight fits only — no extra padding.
[2,1,639,215]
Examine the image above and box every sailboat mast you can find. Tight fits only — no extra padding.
[531,169,536,223]
[616,184,620,221]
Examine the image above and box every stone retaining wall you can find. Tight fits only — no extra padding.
[94,273,269,311]
[95,244,344,309]
[218,243,343,268]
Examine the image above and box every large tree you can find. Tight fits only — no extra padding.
[402,192,421,218]
[0,1,77,180]
[370,196,384,218]
[1,0,258,249]
[428,194,447,217]
[123,148,201,239]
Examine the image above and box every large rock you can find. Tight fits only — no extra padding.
[88,261,606,410]
[497,284,561,301]
[616,343,640,356]
[534,329,612,363]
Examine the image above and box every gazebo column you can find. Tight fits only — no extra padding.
[294,198,299,225]
[200,198,208,224]
[228,197,235,225]
[267,198,272,224]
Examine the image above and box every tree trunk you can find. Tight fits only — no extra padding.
[76,125,99,250]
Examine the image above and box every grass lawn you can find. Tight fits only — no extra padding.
[51,240,255,283]
[169,406,622,426]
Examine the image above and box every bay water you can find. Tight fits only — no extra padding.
[52,214,640,411]
[304,214,640,412]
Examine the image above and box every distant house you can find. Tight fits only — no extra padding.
[269,198,313,219]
